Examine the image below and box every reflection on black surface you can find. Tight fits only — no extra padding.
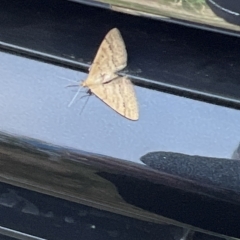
[98,171,240,237]
[1,0,240,108]
[140,151,240,193]
[0,132,239,238]
[0,182,190,240]
[0,182,231,240]
[207,0,240,26]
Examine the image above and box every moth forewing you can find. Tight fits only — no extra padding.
[83,28,127,86]
[78,28,139,120]
[90,77,139,120]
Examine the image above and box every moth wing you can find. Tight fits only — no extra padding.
[90,77,138,120]
[84,28,127,85]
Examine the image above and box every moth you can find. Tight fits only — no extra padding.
[70,28,139,120]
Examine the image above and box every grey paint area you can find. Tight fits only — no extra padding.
[0,51,240,163]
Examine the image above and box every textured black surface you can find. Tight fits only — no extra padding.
[141,151,240,192]
[0,0,240,108]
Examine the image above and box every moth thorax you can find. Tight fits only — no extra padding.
[81,81,87,87]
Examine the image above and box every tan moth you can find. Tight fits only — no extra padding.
[70,28,139,120]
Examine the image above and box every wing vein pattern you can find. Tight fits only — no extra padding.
[81,28,139,120]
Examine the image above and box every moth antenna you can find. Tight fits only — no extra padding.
[58,76,78,83]
[65,84,79,88]
[68,86,83,107]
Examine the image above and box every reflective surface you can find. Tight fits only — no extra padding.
[1,0,240,107]
[1,51,240,238]
[0,52,240,163]
[1,0,240,239]
[0,182,228,240]
[71,0,240,36]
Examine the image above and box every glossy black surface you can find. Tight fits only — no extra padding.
[0,0,240,108]
[0,132,239,239]
[0,181,229,240]
[207,0,240,25]
[0,0,240,239]
[0,182,184,240]
[1,51,240,166]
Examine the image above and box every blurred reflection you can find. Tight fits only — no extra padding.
[0,132,232,240]
[1,51,240,163]
[82,0,240,33]
[0,183,192,240]
[207,0,240,26]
